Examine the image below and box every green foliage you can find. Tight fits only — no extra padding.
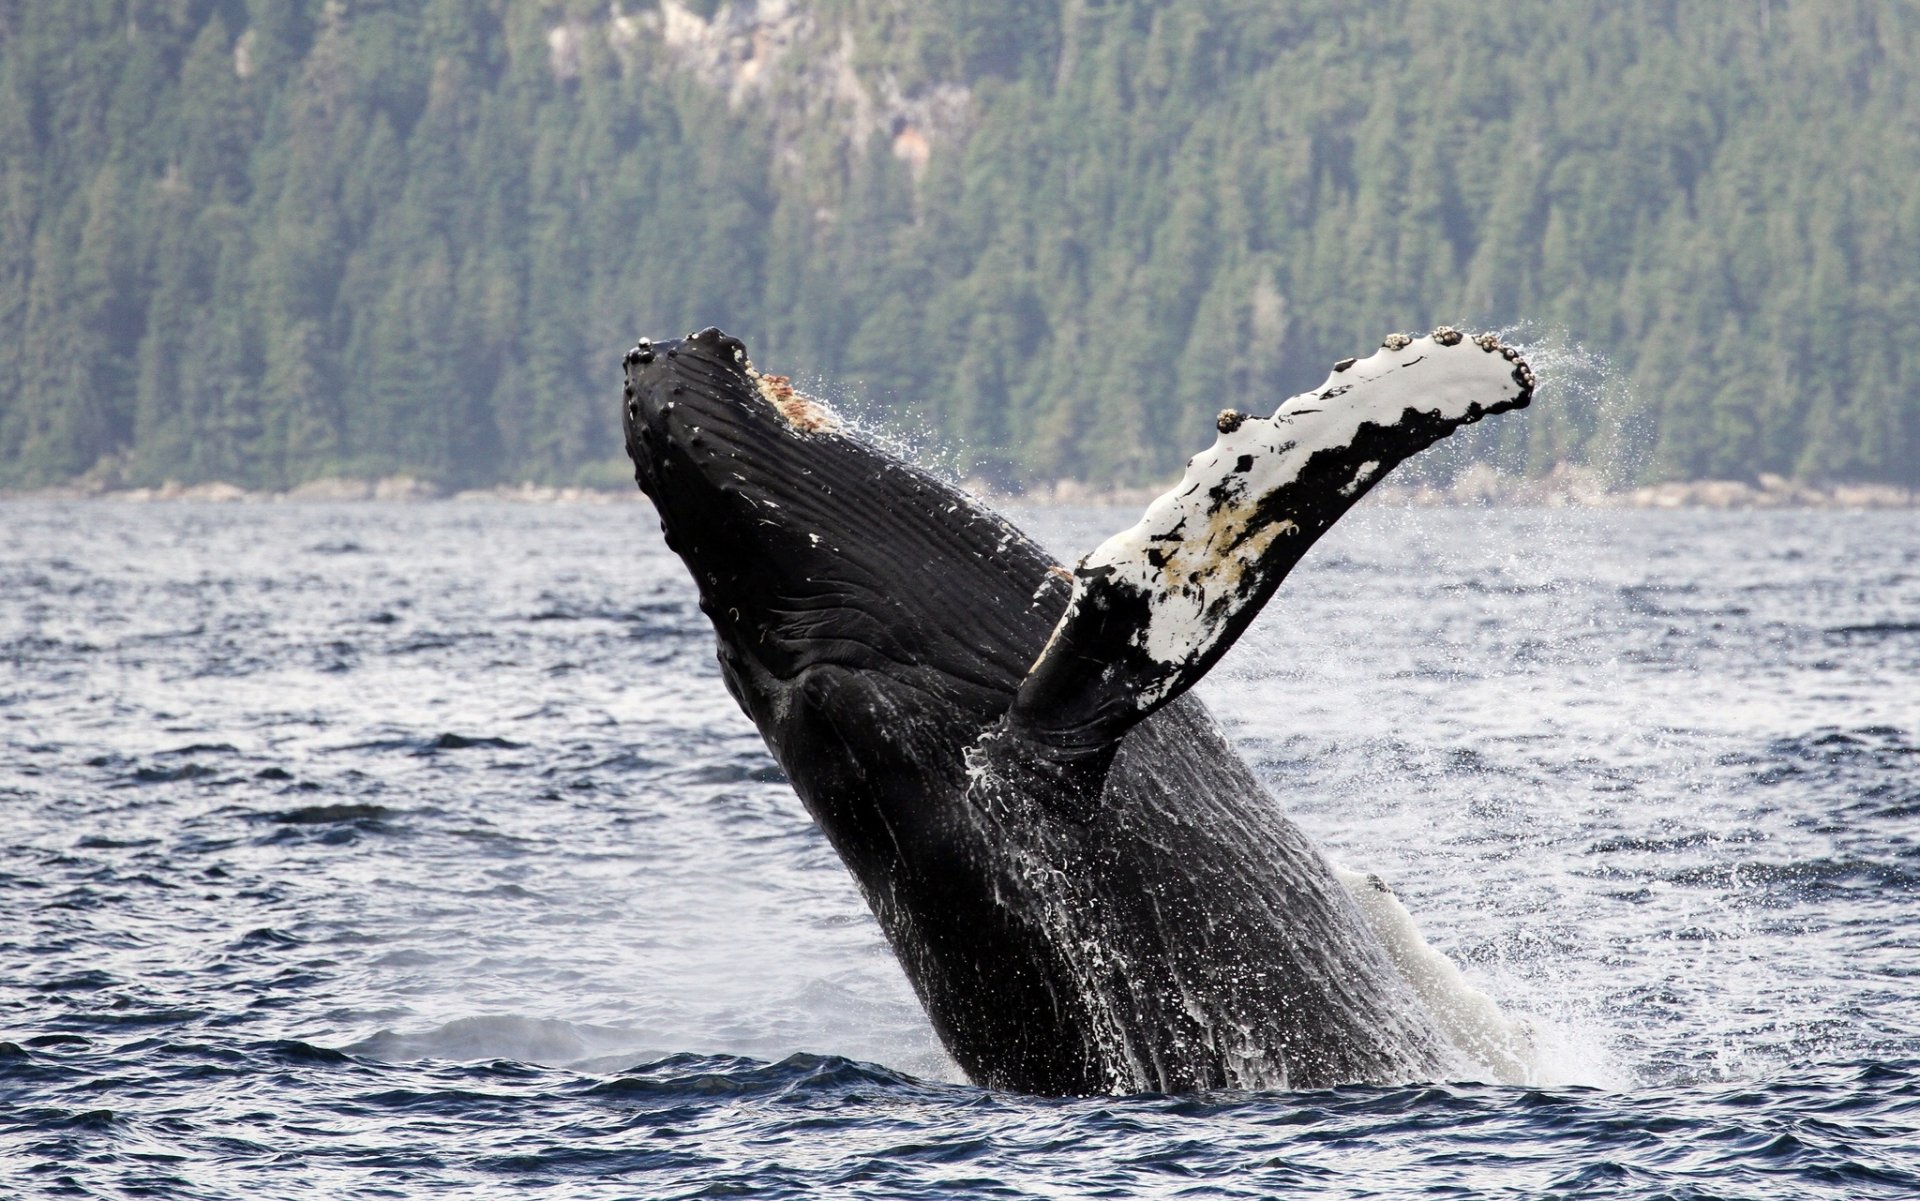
[1,0,1916,488]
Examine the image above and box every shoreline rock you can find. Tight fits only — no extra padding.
[0,475,649,504]
[3,471,1913,509]
[989,465,1916,510]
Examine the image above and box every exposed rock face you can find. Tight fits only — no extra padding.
[647,0,814,102]
[546,23,582,80]
[601,1,972,180]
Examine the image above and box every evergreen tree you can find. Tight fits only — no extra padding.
[1,0,1917,489]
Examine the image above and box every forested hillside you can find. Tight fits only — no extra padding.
[3,0,1917,490]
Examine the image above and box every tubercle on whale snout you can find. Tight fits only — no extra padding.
[621,328,767,502]
[621,326,839,446]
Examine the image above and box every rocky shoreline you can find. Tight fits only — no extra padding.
[1367,464,1916,510]
[2,467,1913,509]
[0,476,644,505]
[1013,464,1915,510]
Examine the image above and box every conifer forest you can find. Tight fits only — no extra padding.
[2,1,1916,490]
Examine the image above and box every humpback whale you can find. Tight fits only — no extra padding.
[622,325,1536,1095]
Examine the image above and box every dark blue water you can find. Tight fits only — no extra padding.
[3,500,1916,1198]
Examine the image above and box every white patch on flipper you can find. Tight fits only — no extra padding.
[1332,864,1536,1085]
[1062,333,1526,707]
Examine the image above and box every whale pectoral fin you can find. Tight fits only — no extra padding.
[1010,330,1533,753]
[1332,865,1537,1084]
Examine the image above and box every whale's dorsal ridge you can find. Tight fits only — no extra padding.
[1003,331,1534,790]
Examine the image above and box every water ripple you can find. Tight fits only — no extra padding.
[0,502,1915,1198]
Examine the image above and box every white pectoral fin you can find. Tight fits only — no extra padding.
[1010,330,1533,750]
[1334,865,1537,1085]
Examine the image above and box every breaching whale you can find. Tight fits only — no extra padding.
[622,326,1537,1095]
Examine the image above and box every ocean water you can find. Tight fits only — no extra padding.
[1,499,1916,1199]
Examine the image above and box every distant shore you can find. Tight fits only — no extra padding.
[1020,466,1917,511]
[0,477,644,505]
[2,469,1913,510]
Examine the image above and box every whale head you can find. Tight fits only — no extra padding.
[620,327,1062,779]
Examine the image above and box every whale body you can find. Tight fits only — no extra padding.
[621,326,1536,1094]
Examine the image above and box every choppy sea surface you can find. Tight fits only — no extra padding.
[2,499,1916,1199]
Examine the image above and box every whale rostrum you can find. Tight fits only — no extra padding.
[622,325,1536,1094]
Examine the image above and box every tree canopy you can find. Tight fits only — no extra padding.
[2,0,1915,489]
